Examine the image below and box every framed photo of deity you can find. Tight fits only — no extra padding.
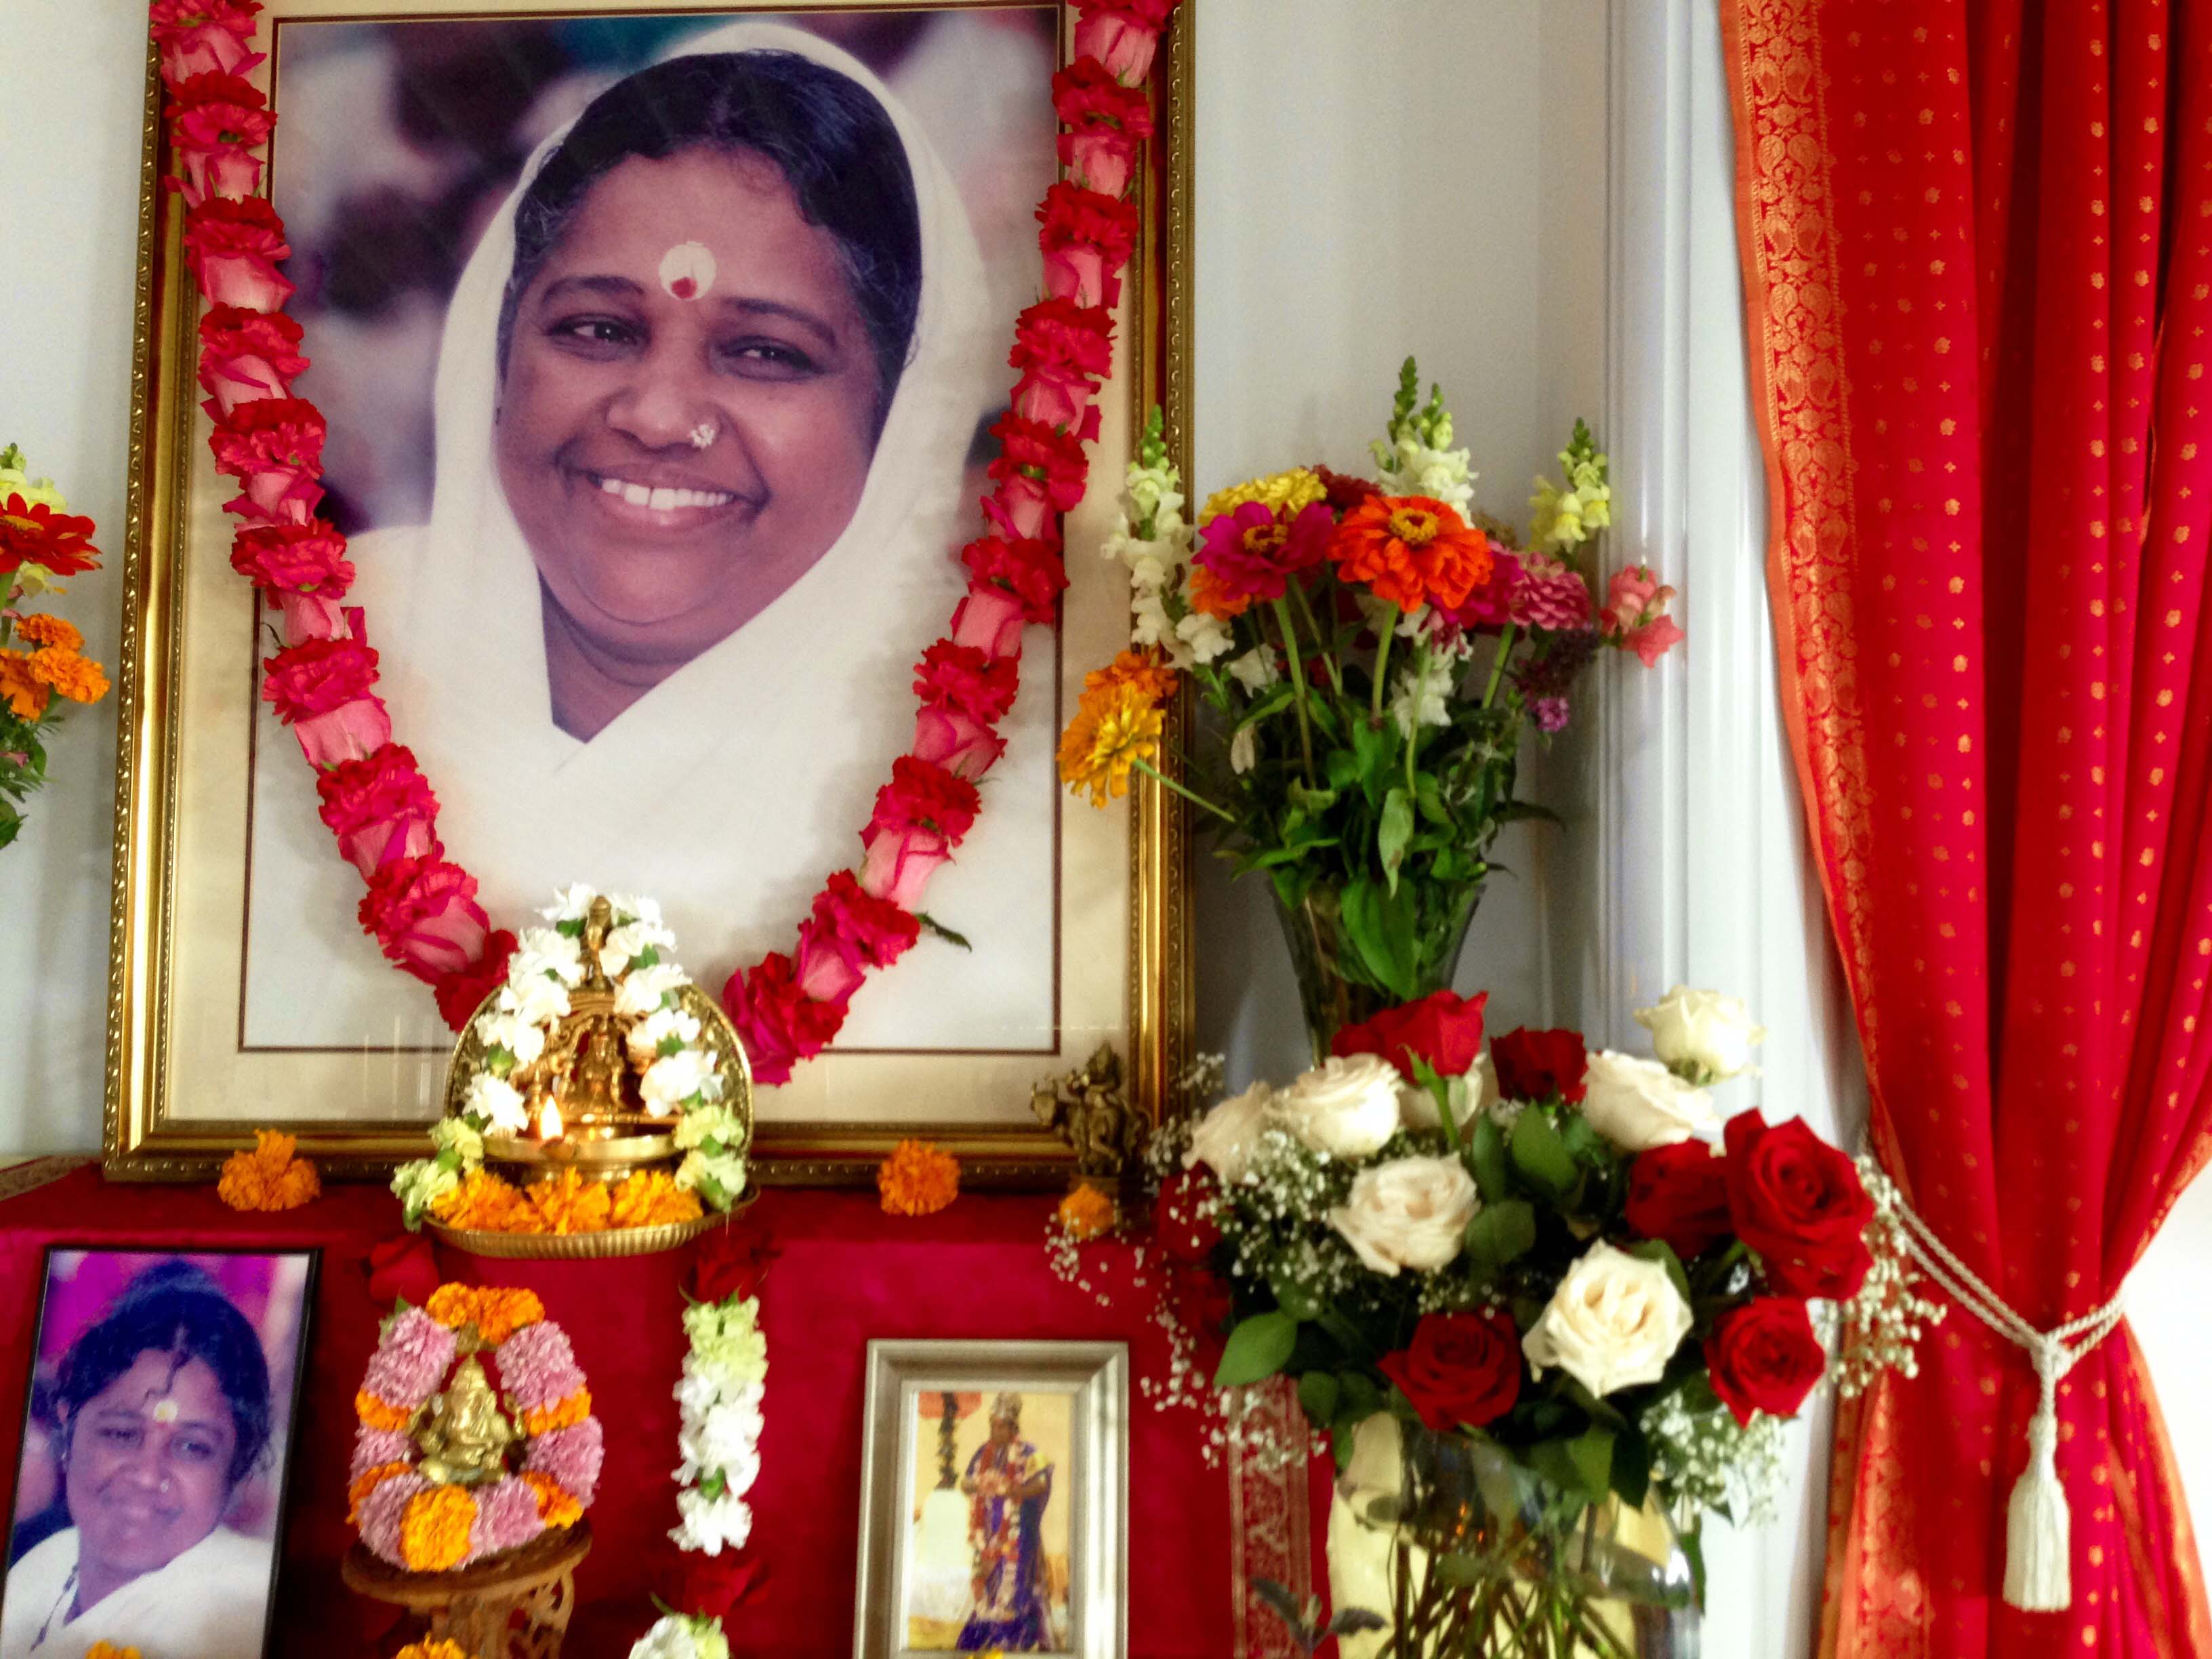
[854,1340,1126,1659]
[105,0,1196,1181]
[0,1248,317,1659]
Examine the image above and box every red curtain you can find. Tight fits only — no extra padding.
[1721,1,2212,1654]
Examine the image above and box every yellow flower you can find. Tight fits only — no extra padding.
[1056,681,1164,809]
[527,1168,613,1234]
[85,1645,141,1659]
[0,467,66,514]
[399,1483,477,1572]
[878,1139,960,1217]
[1057,1184,1117,1241]
[1202,468,1328,525]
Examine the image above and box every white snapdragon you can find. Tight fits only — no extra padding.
[1374,432,1477,521]
[1390,651,1457,740]
[1227,647,1279,695]
[1176,607,1235,664]
[1229,726,1257,775]
[463,1073,529,1135]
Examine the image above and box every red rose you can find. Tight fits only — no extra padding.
[1704,1297,1826,1426]
[433,928,514,1031]
[949,588,1030,661]
[1330,988,1490,1081]
[182,196,295,313]
[232,519,353,594]
[1376,1310,1522,1434]
[913,641,1020,724]
[1490,1027,1589,1104]
[364,1233,441,1308]
[673,1553,766,1622]
[1050,59,1158,136]
[691,1224,779,1306]
[724,951,846,1085]
[1154,1169,1221,1264]
[151,0,266,83]
[358,856,489,982]
[1625,1141,1734,1258]
[1723,1110,1875,1300]
[315,745,439,876]
[1074,0,1176,85]
[961,535,1069,625]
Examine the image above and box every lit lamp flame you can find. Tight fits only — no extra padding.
[538,1099,565,1142]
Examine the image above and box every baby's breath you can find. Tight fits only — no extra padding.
[1642,1393,1786,1526]
[1826,1157,1946,1397]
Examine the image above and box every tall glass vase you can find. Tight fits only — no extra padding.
[1329,1417,1700,1658]
[1272,878,1485,1063]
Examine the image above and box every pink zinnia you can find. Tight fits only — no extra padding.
[1194,500,1332,607]
[1511,562,1594,632]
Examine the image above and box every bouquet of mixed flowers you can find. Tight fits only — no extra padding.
[0,445,111,850]
[1117,987,1929,1653]
[1057,366,1683,1052]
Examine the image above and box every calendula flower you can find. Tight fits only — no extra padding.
[12,614,81,651]
[26,647,108,705]
[1057,680,1164,808]
[216,1130,320,1212]
[1201,468,1328,523]
[878,1139,961,1216]
[1057,1184,1117,1240]
[0,652,48,720]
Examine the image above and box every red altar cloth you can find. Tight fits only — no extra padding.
[0,1168,1246,1657]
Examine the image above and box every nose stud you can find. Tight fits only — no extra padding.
[688,422,717,451]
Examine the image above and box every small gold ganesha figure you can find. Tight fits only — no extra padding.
[414,1353,518,1486]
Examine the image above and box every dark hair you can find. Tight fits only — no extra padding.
[52,1260,274,1491]
[496,51,924,422]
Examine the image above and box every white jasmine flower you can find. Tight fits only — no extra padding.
[606,892,665,930]
[498,972,571,1029]
[1579,1050,1718,1151]
[642,1048,714,1116]
[1523,1242,1694,1397]
[1176,607,1235,664]
[1227,648,1279,695]
[600,918,678,978]
[615,962,690,1017]
[464,1073,529,1135]
[671,1486,754,1555]
[1633,986,1767,1084]
[1229,725,1257,775]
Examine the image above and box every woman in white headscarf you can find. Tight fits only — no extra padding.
[243,24,1057,1060]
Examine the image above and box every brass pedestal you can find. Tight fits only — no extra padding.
[342,1520,592,1659]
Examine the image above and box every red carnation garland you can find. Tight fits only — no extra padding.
[150,0,1181,1082]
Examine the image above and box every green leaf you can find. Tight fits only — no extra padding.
[1509,1109,1579,1200]
[1462,1199,1536,1273]
[1468,1116,1511,1203]
[1269,1268,1324,1322]
[1611,1427,1652,1509]
[1351,719,1395,806]
[1377,787,1414,896]
[1339,878,1418,1001]
[1297,1371,1340,1427]
[1214,1311,1299,1388]
[1530,1425,1614,1502]
[1287,780,1339,816]
[913,912,973,951]
[1624,1238,1694,1308]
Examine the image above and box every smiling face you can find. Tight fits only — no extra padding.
[64,1351,239,1582]
[495,145,883,676]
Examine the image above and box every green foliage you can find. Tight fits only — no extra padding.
[1214,1309,1300,1388]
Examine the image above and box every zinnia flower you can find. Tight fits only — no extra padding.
[1187,564,1252,620]
[1330,495,1493,613]
[1083,647,1179,705]
[878,1139,960,1216]
[1202,468,1329,523]
[1056,680,1163,807]
[0,495,101,577]
[1193,499,1332,606]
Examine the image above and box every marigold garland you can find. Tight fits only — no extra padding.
[347,1460,410,1523]
[353,1389,413,1434]
[216,1129,320,1212]
[521,1469,583,1529]
[878,1139,961,1217]
[84,1646,141,1659]
[426,1167,706,1236]
[424,1283,544,1347]
[523,1389,594,1437]
[149,0,1182,1090]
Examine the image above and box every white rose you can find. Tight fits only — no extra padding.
[642,1049,713,1116]
[1578,1050,1717,1151]
[615,962,690,1017]
[1633,986,1767,1083]
[463,1073,529,1135]
[1271,1054,1404,1160]
[1397,1053,1498,1136]
[1328,1155,1479,1275]
[1185,1082,1273,1185]
[1521,1242,1693,1397]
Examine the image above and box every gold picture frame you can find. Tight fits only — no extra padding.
[104,1,1195,1182]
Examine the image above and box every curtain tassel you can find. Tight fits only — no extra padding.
[2003,1340,2070,1612]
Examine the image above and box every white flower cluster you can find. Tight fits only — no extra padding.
[1826,1158,1947,1397]
[628,1614,731,1659]
[670,1295,768,1557]
[1370,365,1477,523]
[1642,1390,1787,1527]
[1103,419,1230,668]
[390,884,747,1225]
[1528,422,1612,553]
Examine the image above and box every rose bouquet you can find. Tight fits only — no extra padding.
[1057,367,1682,1057]
[1132,986,1914,1656]
[0,445,112,851]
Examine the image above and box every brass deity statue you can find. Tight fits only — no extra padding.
[1031,1042,1145,1179]
[519,895,643,1131]
[413,1353,518,1487]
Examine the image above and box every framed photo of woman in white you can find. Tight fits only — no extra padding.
[106,2,1194,1179]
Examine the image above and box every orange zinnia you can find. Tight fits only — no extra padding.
[1187,564,1254,621]
[1329,494,1492,613]
[0,651,47,720]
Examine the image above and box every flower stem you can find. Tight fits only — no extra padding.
[1131,756,1235,823]
[1290,579,1343,696]
[1481,622,1519,710]
[1269,596,1319,785]
[1405,640,1427,797]
[1370,611,1395,721]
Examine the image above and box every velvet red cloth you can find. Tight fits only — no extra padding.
[0,1168,1242,1656]
[1721,1,2212,1654]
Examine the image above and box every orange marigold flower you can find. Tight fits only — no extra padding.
[0,651,48,721]
[85,1645,141,1659]
[609,1169,705,1229]
[527,1168,613,1235]
[346,1460,411,1523]
[424,1284,545,1346]
[1187,565,1253,621]
[12,614,81,651]
[1082,647,1179,704]
[520,1470,583,1530]
[355,1389,413,1433]
[1056,681,1163,809]
[394,1643,472,1659]
[217,1130,321,1212]
[1057,1183,1117,1241]
[28,647,108,705]
[878,1138,961,1216]
[399,1483,477,1572]
[432,1170,536,1233]
[1330,494,1493,614]
[523,1389,593,1437]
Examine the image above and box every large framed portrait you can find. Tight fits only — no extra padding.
[853,1340,1126,1658]
[106,1,1195,1179]
[1,1248,317,1659]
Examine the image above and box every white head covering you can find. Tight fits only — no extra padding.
[350,24,998,970]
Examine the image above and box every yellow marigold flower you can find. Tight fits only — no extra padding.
[346,1460,411,1524]
[26,646,108,705]
[0,651,48,720]
[1082,647,1179,705]
[523,1389,593,1437]
[520,1470,583,1529]
[609,1168,704,1229]
[1057,1184,1117,1241]
[399,1483,478,1572]
[13,614,81,652]
[1057,682,1163,809]
[216,1130,320,1213]
[527,1168,613,1234]
[878,1138,960,1217]
[1202,468,1328,525]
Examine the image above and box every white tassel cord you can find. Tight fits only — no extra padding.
[1882,1184,2129,1613]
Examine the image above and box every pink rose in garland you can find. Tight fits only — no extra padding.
[197,306,308,418]
[1008,298,1115,430]
[911,640,1020,781]
[1036,181,1142,310]
[1073,0,1177,87]
[794,871,922,1005]
[1378,1309,1523,1433]
[1704,1297,1826,1425]
[1723,1109,1875,1299]
[726,951,847,1084]
[949,586,1030,661]
[165,72,273,206]
[1051,59,1156,198]
[262,632,389,768]
[358,855,491,983]
[988,413,1093,541]
[316,746,440,876]
[182,196,295,314]
[150,0,266,81]
[1330,988,1490,1080]
[858,757,983,912]
[209,396,326,525]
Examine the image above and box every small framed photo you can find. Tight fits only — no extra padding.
[855,1340,1126,1658]
[0,1249,318,1659]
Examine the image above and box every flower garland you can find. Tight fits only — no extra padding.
[392,885,746,1229]
[628,1230,776,1659]
[148,0,1182,1084]
[348,1284,603,1572]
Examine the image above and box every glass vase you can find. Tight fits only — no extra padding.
[1272,879,1484,1064]
[1328,1416,1700,1659]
